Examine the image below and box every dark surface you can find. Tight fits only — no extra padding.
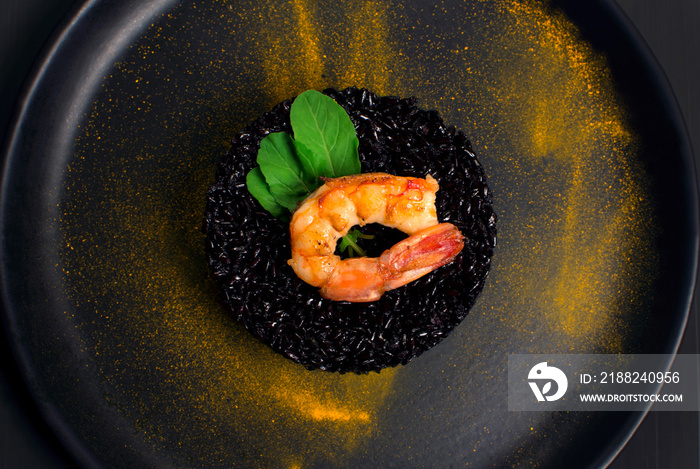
[1,4,83,468]
[606,1,700,467]
[0,0,698,468]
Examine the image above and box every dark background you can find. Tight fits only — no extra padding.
[1,0,698,468]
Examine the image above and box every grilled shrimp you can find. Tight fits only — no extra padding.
[288,173,465,302]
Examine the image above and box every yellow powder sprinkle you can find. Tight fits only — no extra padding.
[485,1,655,346]
[258,0,325,103]
[336,0,392,93]
[256,0,395,102]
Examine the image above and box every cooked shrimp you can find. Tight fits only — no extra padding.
[288,173,465,302]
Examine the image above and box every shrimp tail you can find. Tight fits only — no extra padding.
[379,223,464,291]
[320,223,464,302]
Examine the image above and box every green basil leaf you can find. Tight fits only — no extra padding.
[257,131,316,211]
[246,167,287,219]
[246,89,363,221]
[290,90,361,178]
[293,139,322,182]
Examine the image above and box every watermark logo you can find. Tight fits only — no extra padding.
[528,362,568,402]
[509,354,698,411]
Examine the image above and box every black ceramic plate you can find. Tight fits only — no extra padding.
[1,0,697,468]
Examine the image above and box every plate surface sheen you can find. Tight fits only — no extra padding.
[1,0,697,468]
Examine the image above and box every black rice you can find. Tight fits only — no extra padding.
[203,87,497,373]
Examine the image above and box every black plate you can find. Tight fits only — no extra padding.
[1,0,697,467]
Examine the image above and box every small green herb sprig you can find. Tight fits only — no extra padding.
[338,229,375,257]
[246,90,369,256]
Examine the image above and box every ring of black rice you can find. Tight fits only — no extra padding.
[203,87,497,373]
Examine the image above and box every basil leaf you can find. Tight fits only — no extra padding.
[293,139,322,182]
[257,131,317,211]
[246,167,287,219]
[290,90,361,178]
[245,89,362,221]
